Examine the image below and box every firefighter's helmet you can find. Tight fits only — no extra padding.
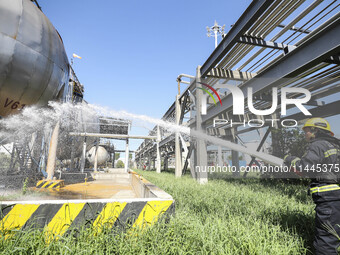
[303,117,334,136]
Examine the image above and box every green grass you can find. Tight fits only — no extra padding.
[0,171,315,254]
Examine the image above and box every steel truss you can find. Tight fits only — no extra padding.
[136,0,340,182]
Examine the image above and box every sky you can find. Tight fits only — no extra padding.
[42,0,252,115]
[40,0,252,152]
[40,0,340,154]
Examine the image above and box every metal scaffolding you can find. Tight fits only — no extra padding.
[135,0,340,182]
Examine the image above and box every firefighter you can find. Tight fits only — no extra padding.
[284,117,340,254]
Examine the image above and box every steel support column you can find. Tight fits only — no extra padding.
[94,138,99,172]
[175,94,182,177]
[80,139,87,173]
[46,121,60,180]
[147,153,151,171]
[218,146,223,167]
[231,129,240,177]
[163,155,168,172]
[70,138,75,172]
[124,138,129,172]
[156,125,161,173]
[195,66,208,184]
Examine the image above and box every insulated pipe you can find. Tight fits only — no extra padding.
[177,74,195,95]
[237,0,322,71]
[251,0,291,37]
[249,3,338,73]
[255,0,303,38]
[46,121,60,180]
[248,1,302,70]
[225,0,303,72]
[296,11,340,47]
[177,74,195,80]
[69,133,157,140]
[214,0,308,74]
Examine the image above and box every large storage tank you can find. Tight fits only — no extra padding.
[0,0,69,118]
[86,146,110,166]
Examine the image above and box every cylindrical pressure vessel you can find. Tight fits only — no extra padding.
[0,0,69,118]
[86,146,110,165]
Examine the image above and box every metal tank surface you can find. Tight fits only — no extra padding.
[0,0,69,118]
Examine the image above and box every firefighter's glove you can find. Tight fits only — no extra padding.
[284,155,298,166]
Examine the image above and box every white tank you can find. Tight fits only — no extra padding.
[86,146,109,165]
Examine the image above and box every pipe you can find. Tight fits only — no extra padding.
[296,11,340,47]
[177,74,195,80]
[176,74,195,95]
[69,132,157,140]
[46,121,60,180]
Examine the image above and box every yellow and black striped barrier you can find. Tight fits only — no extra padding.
[36,180,65,189]
[0,199,174,240]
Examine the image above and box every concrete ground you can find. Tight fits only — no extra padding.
[48,168,138,199]
[0,169,141,201]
